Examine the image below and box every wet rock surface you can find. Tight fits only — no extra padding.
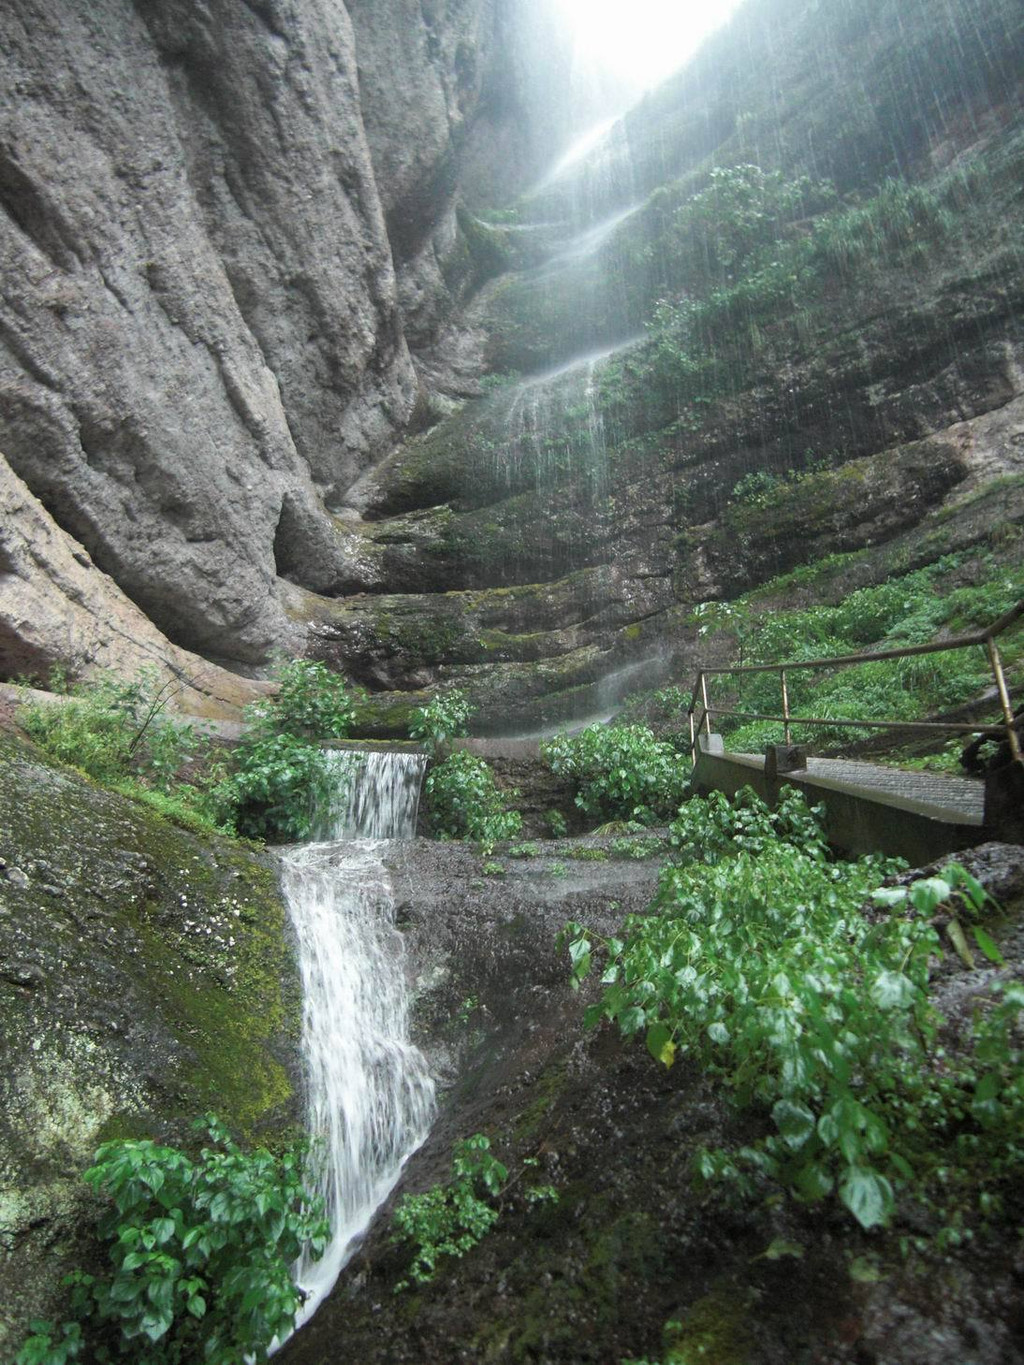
[0,729,302,1355]
[0,0,561,671]
[277,837,1024,1365]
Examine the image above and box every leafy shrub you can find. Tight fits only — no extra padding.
[410,688,474,752]
[541,724,689,824]
[691,556,1024,753]
[391,1134,508,1288]
[214,660,358,842]
[425,749,522,845]
[214,732,335,842]
[729,469,782,506]
[250,658,358,740]
[16,1117,327,1365]
[561,797,1019,1233]
[668,786,828,864]
[18,668,198,792]
[17,659,362,844]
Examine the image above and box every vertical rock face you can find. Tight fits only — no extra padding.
[0,0,549,671]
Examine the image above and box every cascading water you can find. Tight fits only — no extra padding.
[280,749,434,1329]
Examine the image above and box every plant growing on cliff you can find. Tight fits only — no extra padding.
[214,659,358,841]
[560,789,1019,1232]
[410,687,474,752]
[16,1116,328,1365]
[18,667,198,791]
[541,723,689,825]
[391,1134,508,1288]
[425,748,522,846]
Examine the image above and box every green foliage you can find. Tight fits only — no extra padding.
[541,724,689,825]
[508,841,541,859]
[809,177,953,276]
[391,1135,508,1288]
[714,557,1024,751]
[214,660,358,842]
[18,668,199,792]
[668,787,828,865]
[544,809,569,838]
[16,659,362,844]
[410,688,475,753]
[248,659,358,742]
[561,790,1018,1232]
[425,749,522,844]
[669,163,835,292]
[214,732,334,843]
[607,834,667,861]
[729,469,782,506]
[603,163,966,425]
[16,1116,327,1365]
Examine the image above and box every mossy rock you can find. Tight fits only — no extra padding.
[0,729,302,1352]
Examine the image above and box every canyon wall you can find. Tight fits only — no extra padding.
[1,0,1022,733]
[0,0,565,680]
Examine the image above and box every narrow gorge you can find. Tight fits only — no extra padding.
[2,0,1023,1361]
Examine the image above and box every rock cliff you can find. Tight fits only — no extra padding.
[1,0,1021,731]
[0,0,565,677]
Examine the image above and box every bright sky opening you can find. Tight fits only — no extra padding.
[552,0,744,92]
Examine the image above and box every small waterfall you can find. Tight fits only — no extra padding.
[310,748,426,841]
[281,748,434,1329]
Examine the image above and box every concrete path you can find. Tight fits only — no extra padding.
[735,753,987,823]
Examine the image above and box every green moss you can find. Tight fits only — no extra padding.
[132,857,297,1137]
[663,1285,755,1365]
[512,1058,569,1144]
[0,730,301,1143]
[350,693,431,740]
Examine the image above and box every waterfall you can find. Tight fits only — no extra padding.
[281,748,434,1328]
[310,748,427,841]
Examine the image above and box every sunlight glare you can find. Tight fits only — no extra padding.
[552,0,743,91]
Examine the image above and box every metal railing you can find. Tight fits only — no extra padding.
[687,598,1024,767]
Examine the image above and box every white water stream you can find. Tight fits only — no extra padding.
[280,749,435,1328]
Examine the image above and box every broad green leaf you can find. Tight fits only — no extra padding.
[839,1167,893,1230]
[646,1023,676,1068]
[151,1217,177,1245]
[908,877,951,915]
[792,1161,833,1201]
[772,1099,816,1151]
[869,970,916,1010]
[972,926,1004,965]
[945,862,988,911]
[707,1021,730,1044]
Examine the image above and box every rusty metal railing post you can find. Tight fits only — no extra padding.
[986,636,1023,765]
[781,669,791,746]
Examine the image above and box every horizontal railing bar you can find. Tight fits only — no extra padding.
[693,632,989,681]
[983,597,1024,640]
[686,598,1022,698]
[704,707,1009,736]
